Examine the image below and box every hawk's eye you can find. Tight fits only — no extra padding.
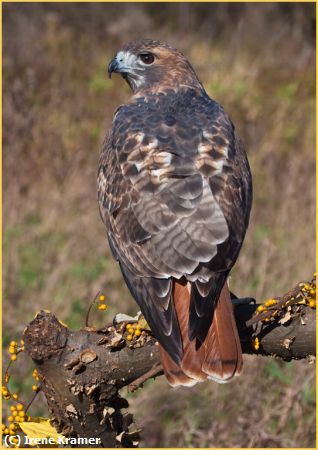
[139,53,155,65]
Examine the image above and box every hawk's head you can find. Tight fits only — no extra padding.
[108,39,202,94]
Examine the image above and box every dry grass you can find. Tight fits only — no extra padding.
[3,3,316,447]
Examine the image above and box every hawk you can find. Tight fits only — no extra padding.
[98,39,252,387]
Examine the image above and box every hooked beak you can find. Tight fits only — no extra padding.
[108,58,119,78]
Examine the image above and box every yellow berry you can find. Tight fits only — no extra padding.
[265,299,277,307]
[4,428,9,435]
[12,411,17,417]
[10,341,17,347]
[32,385,39,392]
[10,430,15,435]
[10,406,16,412]
[126,334,133,341]
[309,300,316,308]
[9,347,16,354]
[12,394,18,400]
[134,329,141,337]
[257,305,265,312]
[9,424,16,430]
[8,416,14,422]
[17,404,23,411]
[99,295,105,301]
[2,424,6,431]
[98,304,107,311]
[18,411,25,417]
[11,354,17,362]
[15,417,20,423]
[253,337,260,350]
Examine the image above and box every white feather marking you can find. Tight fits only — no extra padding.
[148,138,158,149]
[135,132,144,143]
[116,51,142,71]
[168,378,199,388]
[150,169,165,178]
[207,373,235,383]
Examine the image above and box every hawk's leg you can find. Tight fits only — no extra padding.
[230,293,256,307]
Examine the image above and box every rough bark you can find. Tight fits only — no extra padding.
[22,283,316,448]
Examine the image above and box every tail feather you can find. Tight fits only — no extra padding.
[159,346,198,387]
[159,278,242,387]
[202,283,242,382]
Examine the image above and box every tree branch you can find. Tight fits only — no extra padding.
[22,279,316,447]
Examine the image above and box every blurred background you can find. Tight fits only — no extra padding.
[3,2,316,447]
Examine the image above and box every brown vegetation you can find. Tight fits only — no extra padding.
[3,3,316,447]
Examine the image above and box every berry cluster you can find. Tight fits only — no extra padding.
[8,340,24,363]
[125,323,142,341]
[98,294,108,311]
[2,403,31,447]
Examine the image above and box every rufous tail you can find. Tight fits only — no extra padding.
[159,280,242,387]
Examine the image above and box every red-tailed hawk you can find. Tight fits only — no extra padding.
[98,39,252,387]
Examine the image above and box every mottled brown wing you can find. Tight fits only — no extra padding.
[98,91,252,362]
